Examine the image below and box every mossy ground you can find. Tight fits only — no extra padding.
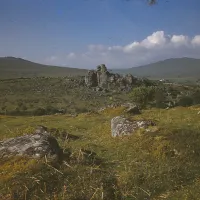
[1,106,200,199]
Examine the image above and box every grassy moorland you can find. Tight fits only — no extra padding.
[1,74,200,199]
[1,57,200,83]
[1,76,199,116]
[0,77,129,116]
[1,106,200,199]
[0,57,87,79]
[115,57,200,81]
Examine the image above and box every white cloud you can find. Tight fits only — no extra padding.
[141,31,168,47]
[192,35,200,46]
[67,52,76,59]
[44,31,200,69]
[171,35,189,47]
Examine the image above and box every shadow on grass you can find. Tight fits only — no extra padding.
[1,148,123,200]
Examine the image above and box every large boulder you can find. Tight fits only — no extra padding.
[97,64,110,88]
[111,116,155,137]
[0,126,62,161]
[99,71,110,88]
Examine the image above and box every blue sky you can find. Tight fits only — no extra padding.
[0,0,200,68]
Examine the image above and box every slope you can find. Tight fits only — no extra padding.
[115,57,200,80]
[0,57,87,79]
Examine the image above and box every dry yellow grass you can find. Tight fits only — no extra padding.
[1,106,200,199]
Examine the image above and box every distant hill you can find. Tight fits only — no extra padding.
[1,57,200,81]
[113,58,200,81]
[0,57,87,79]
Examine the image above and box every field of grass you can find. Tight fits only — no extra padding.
[0,77,129,115]
[1,106,200,199]
[1,75,199,117]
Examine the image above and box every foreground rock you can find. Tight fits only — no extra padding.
[111,116,155,137]
[0,126,62,162]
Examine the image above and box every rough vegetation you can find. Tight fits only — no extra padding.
[1,106,200,199]
[1,63,200,199]
[0,70,199,116]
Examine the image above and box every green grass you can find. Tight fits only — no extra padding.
[1,106,200,199]
[1,76,199,117]
[0,77,129,116]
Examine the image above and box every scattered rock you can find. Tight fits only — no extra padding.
[0,126,62,162]
[111,116,155,137]
[123,103,141,115]
[95,87,103,92]
[98,103,120,112]
[103,88,109,93]
[124,74,136,85]
[70,114,78,117]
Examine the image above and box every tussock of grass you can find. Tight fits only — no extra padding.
[1,106,200,199]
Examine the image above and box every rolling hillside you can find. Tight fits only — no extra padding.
[114,57,200,80]
[1,57,200,81]
[0,57,87,79]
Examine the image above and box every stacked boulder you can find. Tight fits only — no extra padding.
[85,64,137,91]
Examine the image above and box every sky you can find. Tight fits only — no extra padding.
[0,0,200,69]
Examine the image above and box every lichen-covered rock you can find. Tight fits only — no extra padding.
[124,74,137,85]
[111,116,155,137]
[98,64,107,72]
[85,64,138,90]
[35,125,48,134]
[0,126,62,161]
[85,70,98,87]
[99,71,110,88]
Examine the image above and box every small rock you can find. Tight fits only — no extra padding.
[95,87,103,92]
[125,104,141,115]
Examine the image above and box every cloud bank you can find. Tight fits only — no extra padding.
[45,31,200,69]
